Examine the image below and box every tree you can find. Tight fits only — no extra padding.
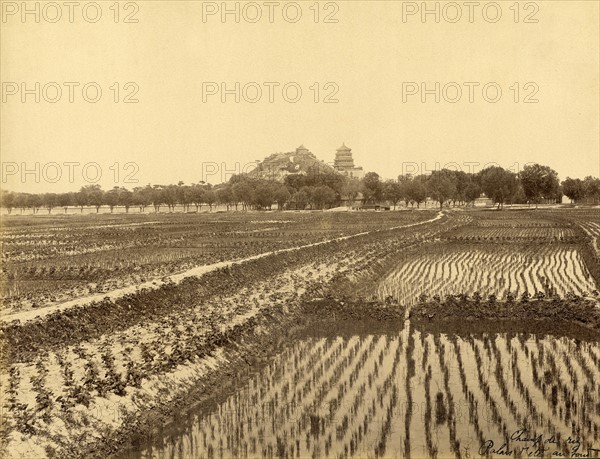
[104,187,120,213]
[1,190,15,214]
[151,186,165,212]
[519,164,559,208]
[58,192,74,214]
[118,188,134,213]
[583,176,600,204]
[231,181,254,210]
[464,183,481,206]
[311,185,337,209]
[189,184,206,212]
[74,189,88,213]
[319,172,346,196]
[561,178,584,203]
[382,180,404,210]
[133,185,153,212]
[478,166,518,209]
[204,190,216,211]
[41,193,59,214]
[427,170,457,210]
[14,192,28,214]
[28,194,42,214]
[284,174,307,192]
[81,185,104,213]
[273,185,291,210]
[292,189,309,210]
[361,172,382,204]
[399,180,411,208]
[178,183,192,212]
[163,185,179,212]
[406,180,427,208]
[451,170,470,206]
[251,183,275,210]
[216,187,234,211]
[341,178,360,208]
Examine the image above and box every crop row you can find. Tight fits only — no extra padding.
[1,212,459,364]
[444,226,577,241]
[127,325,600,459]
[2,211,436,312]
[1,212,466,457]
[377,243,598,305]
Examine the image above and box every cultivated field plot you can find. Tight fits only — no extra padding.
[0,211,433,313]
[564,210,600,257]
[1,210,458,458]
[443,212,579,242]
[377,243,597,305]
[122,324,600,459]
[2,208,600,459]
[444,226,577,241]
[377,210,600,305]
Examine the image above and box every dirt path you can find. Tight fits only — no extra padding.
[1,212,445,324]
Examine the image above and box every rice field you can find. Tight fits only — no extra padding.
[120,322,600,459]
[444,226,577,241]
[572,214,600,257]
[377,243,597,305]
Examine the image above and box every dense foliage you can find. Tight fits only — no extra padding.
[2,163,598,214]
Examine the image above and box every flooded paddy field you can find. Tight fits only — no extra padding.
[119,320,600,459]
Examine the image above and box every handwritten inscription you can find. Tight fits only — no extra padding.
[477,430,600,458]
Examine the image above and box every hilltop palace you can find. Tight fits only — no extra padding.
[292,144,365,180]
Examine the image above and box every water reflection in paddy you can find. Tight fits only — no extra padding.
[120,321,600,459]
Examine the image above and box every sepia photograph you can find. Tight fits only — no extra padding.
[1,1,600,458]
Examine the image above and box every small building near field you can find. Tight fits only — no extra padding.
[353,204,390,211]
[474,193,494,207]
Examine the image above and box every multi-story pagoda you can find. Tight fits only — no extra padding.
[333,143,364,179]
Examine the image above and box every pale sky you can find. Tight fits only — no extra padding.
[1,0,599,193]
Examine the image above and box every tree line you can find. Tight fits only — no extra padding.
[1,163,599,214]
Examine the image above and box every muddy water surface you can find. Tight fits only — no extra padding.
[119,321,600,459]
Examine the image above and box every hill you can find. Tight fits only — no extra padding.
[246,145,337,182]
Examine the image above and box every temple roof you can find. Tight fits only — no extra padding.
[336,143,351,151]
